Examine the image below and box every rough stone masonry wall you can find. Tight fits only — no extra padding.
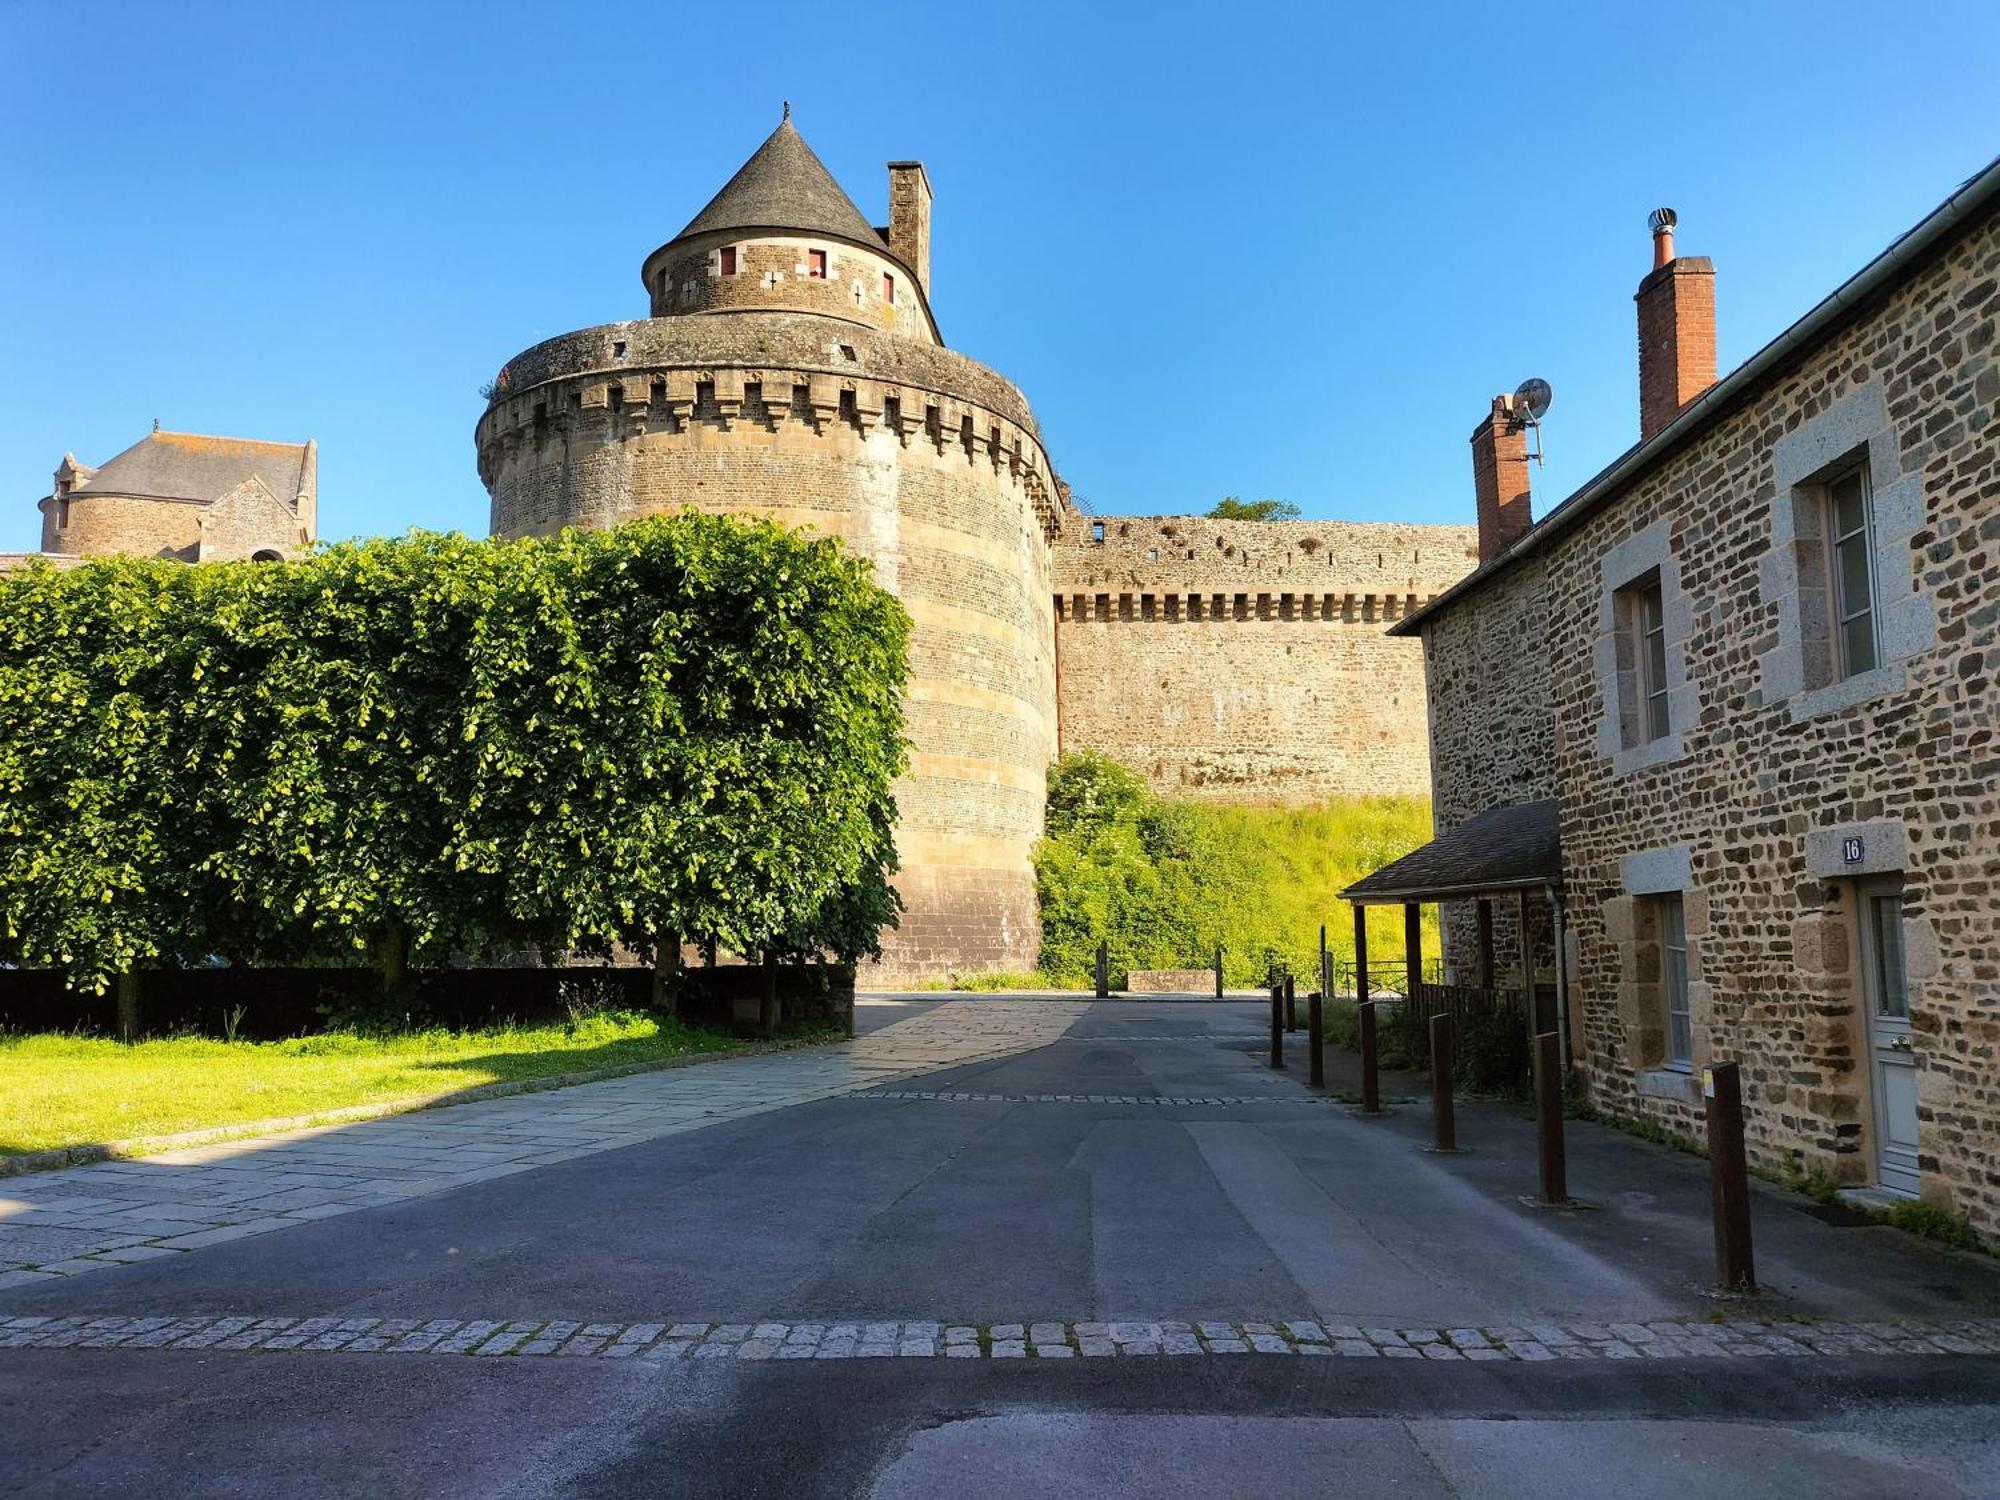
[1418,557,1556,986]
[41,493,205,561]
[1051,518,1476,800]
[479,312,1060,984]
[1422,211,2000,1236]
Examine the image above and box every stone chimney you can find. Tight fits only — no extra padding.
[887,160,932,292]
[1471,394,1533,564]
[1635,208,1717,441]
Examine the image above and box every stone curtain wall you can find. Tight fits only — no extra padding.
[1051,518,1476,801]
[479,311,1060,983]
[1422,212,2000,1234]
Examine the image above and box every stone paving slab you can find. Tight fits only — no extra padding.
[0,1002,1088,1291]
[4,1311,1995,1364]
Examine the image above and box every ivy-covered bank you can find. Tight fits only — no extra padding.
[1033,752,1434,988]
[0,516,909,998]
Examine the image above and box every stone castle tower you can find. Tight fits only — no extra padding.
[477,114,1064,980]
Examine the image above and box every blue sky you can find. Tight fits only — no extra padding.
[3,1,1997,549]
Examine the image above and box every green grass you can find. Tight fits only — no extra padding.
[0,1009,759,1156]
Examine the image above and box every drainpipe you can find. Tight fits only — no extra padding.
[1548,883,1572,1076]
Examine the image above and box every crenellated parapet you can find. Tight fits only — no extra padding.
[476,315,1063,543]
[1054,587,1446,626]
[1053,515,1477,594]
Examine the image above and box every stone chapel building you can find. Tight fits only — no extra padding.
[33,425,317,563]
[1390,158,2000,1237]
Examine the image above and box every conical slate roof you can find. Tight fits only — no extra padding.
[672,117,883,248]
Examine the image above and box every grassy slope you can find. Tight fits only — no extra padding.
[1031,760,1439,988]
[0,1010,746,1156]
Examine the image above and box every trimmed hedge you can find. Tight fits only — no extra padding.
[0,515,909,993]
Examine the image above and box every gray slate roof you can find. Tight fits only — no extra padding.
[673,118,884,249]
[1341,799,1562,904]
[74,430,310,506]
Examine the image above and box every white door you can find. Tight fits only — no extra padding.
[1857,880,1919,1197]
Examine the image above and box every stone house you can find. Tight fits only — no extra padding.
[1390,160,2000,1236]
[35,424,317,563]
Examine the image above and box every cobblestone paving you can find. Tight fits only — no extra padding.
[0,1002,1088,1291]
[4,1312,1996,1363]
[855,1091,1333,1106]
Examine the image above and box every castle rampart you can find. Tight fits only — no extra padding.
[1051,517,1475,800]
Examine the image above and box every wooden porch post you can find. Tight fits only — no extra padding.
[1518,888,1536,1043]
[1403,903,1422,998]
[1476,899,1495,991]
[1354,902,1379,1114]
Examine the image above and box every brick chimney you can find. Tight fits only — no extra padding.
[1635,208,1716,441]
[887,160,932,292]
[1471,393,1533,564]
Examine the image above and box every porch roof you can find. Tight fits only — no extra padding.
[1342,799,1562,906]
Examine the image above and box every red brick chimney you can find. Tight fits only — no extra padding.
[1635,208,1717,441]
[1471,393,1532,564]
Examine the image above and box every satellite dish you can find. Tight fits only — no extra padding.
[1514,377,1553,423]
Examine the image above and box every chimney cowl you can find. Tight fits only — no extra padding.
[1648,206,1678,268]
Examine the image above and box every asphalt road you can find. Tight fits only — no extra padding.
[4,999,1998,1497]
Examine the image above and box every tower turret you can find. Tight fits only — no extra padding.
[638,115,939,343]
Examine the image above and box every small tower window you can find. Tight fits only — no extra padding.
[1090,521,1106,544]
[719,246,738,276]
[57,498,70,530]
[808,249,828,279]
[882,272,895,304]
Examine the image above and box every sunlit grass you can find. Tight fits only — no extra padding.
[0,1010,744,1156]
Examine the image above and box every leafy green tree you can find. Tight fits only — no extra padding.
[1208,497,1303,522]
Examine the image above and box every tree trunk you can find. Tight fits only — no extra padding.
[116,971,141,1044]
[379,919,410,995]
[652,931,682,1019]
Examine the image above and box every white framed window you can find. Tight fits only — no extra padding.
[1634,575,1669,743]
[1826,465,1879,679]
[1656,893,1691,1068]
[1613,570,1670,748]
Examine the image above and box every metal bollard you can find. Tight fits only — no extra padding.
[1534,1030,1567,1205]
[1705,1061,1756,1291]
[1095,941,1109,1000]
[1214,944,1224,1000]
[1308,991,1325,1088]
[1430,1013,1456,1151]
[1269,986,1284,1069]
